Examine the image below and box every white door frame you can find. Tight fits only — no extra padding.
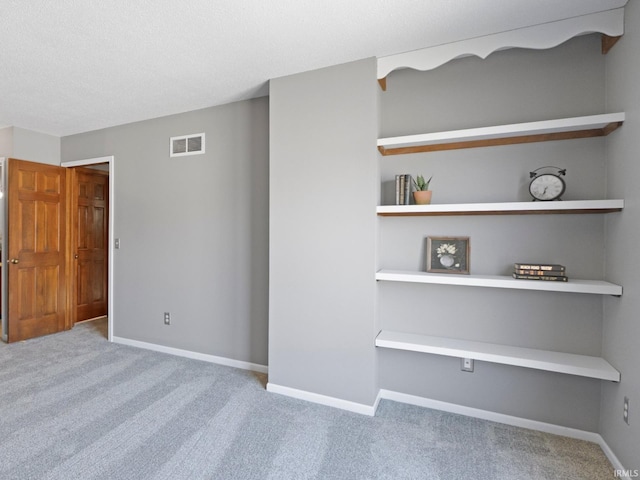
[61,156,115,341]
[1,157,6,342]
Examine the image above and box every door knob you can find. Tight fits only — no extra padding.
[10,258,19,264]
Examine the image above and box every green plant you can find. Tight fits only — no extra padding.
[413,175,433,191]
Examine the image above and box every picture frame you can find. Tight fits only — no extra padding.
[426,236,470,274]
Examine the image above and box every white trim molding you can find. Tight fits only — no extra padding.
[263,382,627,472]
[379,389,598,441]
[266,383,377,416]
[598,438,628,475]
[262,382,627,471]
[377,389,627,473]
[60,156,114,168]
[378,8,625,79]
[61,155,115,342]
[112,336,268,374]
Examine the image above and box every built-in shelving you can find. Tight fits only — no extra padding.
[376,269,623,296]
[377,199,624,216]
[375,18,627,393]
[375,330,621,382]
[377,113,624,156]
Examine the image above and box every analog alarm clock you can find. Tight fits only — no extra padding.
[529,166,566,201]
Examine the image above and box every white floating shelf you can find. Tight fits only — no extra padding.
[377,199,624,216]
[375,330,620,382]
[377,113,625,155]
[376,270,623,296]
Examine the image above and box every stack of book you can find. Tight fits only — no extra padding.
[395,174,412,205]
[512,263,568,282]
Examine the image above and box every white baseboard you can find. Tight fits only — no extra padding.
[379,389,598,441]
[266,382,377,416]
[111,336,268,374]
[596,436,627,474]
[264,382,623,471]
[101,339,630,473]
[378,389,626,472]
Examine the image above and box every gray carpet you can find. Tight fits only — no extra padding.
[0,319,614,479]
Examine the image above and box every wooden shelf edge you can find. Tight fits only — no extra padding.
[377,113,625,156]
[376,270,623,296]
[376,199,624,216]
[375,330,621,382]
[378,122,622,155]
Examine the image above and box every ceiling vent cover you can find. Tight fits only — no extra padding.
[170,133,205,157]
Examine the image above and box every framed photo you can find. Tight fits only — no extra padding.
[426,236,470,274]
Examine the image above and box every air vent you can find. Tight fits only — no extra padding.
[170,133,205,157]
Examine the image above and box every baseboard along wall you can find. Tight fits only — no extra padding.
[264,382,627,473]
[376,390,626,473]
[110,336,626,474]
[266,383,380,416]
[111,336,268,374]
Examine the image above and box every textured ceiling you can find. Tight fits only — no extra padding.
[0,0,628,137]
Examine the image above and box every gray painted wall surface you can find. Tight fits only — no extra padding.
[0,127,13,157]
[12,127,60,165]
[602,0,640,469]
[378,35,608,431]
[61,97,270,366]
[269,58,379,406]
[0,126,60,165]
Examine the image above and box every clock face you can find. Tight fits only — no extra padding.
[529,173,565,201]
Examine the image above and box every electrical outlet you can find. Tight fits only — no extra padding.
[115,238,121,249]
[461,358,474,372]
[623,396,630,425]
[164,312,171,325]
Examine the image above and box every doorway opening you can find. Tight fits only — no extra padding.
[62,156,115,342]
[1,158,5,341]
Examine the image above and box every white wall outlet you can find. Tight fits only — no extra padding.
[461,358,474,372]
[623,396,630,425]
[164,312,171,325]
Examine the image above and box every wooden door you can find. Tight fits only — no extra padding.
[72,167,108,323]
[7,158,67,342]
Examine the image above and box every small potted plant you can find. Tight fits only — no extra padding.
[412,175,433,205]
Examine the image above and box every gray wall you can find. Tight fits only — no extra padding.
[61,97,270,367]
[0,127,13,157]
[378,35,609,431]
[12,127,60,165]
[0,126,60,165]
[602,0,640,469]
[269,58,379,406]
